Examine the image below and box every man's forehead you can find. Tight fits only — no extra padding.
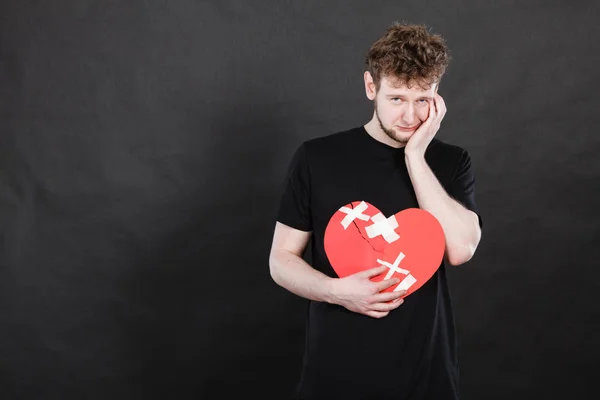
[380,76,436,94]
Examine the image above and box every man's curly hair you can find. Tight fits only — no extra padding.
[365,22,451,90]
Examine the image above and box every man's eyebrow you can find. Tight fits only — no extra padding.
[387,94,433,100]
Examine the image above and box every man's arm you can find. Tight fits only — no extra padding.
[405,154,481,266]
[269,222,406,318]
[404,93,481,266]
[269,222,334,302]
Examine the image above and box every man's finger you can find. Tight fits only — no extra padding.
[372,289,406,302]
[375,277,401,292]
[367,310,389,319]
[436,94,446,117]
[370,299,404,312]
[361,265,388,278]
[427,101,436,121]
[430,97,437,117]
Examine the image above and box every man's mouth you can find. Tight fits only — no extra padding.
[396,125,419,131]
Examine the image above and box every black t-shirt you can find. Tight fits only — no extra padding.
[276,126,482,400]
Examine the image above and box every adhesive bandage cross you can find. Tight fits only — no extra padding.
[365,212,400,243]
[376,252,417,292]
[338,201,370,229]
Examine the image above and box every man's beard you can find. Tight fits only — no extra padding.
[375,101,410,145]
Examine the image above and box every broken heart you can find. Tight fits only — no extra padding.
[323,201,445,298]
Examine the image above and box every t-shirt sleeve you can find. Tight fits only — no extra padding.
[276,143,313,232]
[449,149,483,228]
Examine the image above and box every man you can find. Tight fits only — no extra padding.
[269,22,482,400]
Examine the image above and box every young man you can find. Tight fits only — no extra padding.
[269,22,482,400]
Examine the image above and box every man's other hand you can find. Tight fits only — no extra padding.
[328,266,406,318]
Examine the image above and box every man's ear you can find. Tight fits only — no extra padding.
[364,71,376,100]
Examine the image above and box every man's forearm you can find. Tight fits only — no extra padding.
[269,250,335,302]
[405,153,481,265]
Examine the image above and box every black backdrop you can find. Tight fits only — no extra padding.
[1,1,598,399]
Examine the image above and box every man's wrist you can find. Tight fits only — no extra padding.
[405,150,427,166]
[322,276,339,304]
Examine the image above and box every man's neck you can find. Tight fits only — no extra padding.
[363,116,405,149]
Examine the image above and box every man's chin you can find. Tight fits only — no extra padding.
[385,129,412,145]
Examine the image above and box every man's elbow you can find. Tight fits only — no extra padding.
[269,249,290,286]
[269,251,281,282]
[446,233,481,266]
[446,247,475,266]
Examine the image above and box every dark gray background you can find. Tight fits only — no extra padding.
[1,0,598,399]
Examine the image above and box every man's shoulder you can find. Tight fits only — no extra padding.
[428,138,467,154]
[427,138,470,162]
[301,126,362,152]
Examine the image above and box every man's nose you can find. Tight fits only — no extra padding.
[401,105,416,125]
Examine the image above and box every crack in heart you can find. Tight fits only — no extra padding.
[349,202,377,252]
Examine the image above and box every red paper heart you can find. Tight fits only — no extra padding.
[324,201,445,298]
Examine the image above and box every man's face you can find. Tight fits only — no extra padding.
[368,75,437,145]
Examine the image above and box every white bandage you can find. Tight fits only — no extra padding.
[338,201,370,230]
[377,252,409,280]
[377,252,417,292]
[365,212,400,243]
[394,274,417,291]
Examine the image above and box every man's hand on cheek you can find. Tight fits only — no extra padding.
[405,93,447,158]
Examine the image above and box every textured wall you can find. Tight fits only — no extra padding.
[1,0,598,398]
